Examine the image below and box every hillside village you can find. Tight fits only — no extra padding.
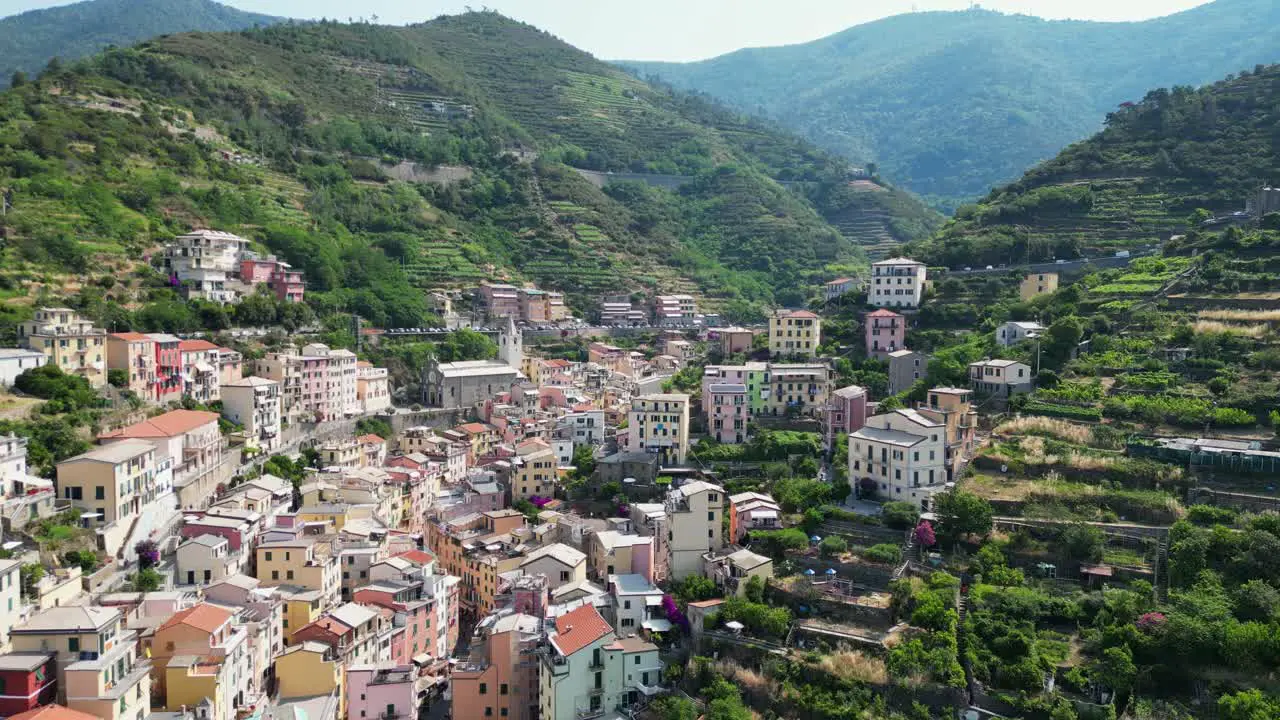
[0,6,1277,720]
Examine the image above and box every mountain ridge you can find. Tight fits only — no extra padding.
[0,0,284,86]
[622,0,1280,210]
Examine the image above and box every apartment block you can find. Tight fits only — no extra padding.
[302,343,360,418]
[651,295,698,327]
[346,666,422,720]
[105,332,155,402]
[664,481,725,580]
[255,538,341,608]
[147,333,184,405]
[707,383,748,445]
[16,308,106,388]
[764,364,831,418]
[865,308,905,358]
[220,377,281,451]
[769,309,821,358]
[824,277,857,302]
[512,439,556,502]
[240,256,306,303]
[356,362,392,414]
[823,384,868,451]
[869,257,927,308]
[99,408,226,512]
[540,604,661,720]
[54,441,161,557]
[587,532,654,583]
[623,393,690,466]
[452,612,542,720]
[178,339,222,404]
[850,408,950,509]
[703,547,773,597]
[887,349,928,396]
[475,283,521,319]
[164,229,249,303]
[152,604,253,718]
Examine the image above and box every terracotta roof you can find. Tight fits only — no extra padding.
[867,309,902,318]
[825,278,853,285]
[179,339,219,352]
[551,604,613,656]
[543,359,571,368]
[780,310,819,319]
[158,604,233,634]
[457,423,490,435]
[101,409,220,439]
[9,705,102,720]
[687,599,725,608]
[357,434,385,445]
[108,332,150,342]
[395,549,436,566]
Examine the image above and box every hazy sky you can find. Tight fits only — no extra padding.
[2,0,1213,61]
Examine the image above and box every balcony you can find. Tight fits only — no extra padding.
[576,707,605,720]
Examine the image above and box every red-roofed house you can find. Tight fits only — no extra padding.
[824,277,857,302]
[8,705,99,720]
[543,604,662,718]
[866,308,905,358]
[357,435,387,468]
[100,409,226,509]
[149,602,253,712]
[769,309,822,358]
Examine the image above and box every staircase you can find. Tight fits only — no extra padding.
[957,584,976,705]
[1155,537,1170,602]
[892,527,916,580]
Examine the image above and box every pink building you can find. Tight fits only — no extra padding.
[716,327,755,356]
[452,614,541,720]
[240,258,306,303]
[346,665,420,720]
[824,385,869,450]
[866,309,906,358]
[178,513,257,551]
[707,383,748,444]
[146,333,184,405]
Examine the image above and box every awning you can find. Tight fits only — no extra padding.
[645,596,663,606]
[412,653,432,666]
[752,510,779,519]
[642,619,673,632]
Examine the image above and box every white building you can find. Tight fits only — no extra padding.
[540,604,662,720]
[850,408,949,510]
[623,394,690,466]
[221,377,282,451]
[176,533,245,586]
[996,321,1046,348]
[652,295,699,327]
[869,257,927,308]
[0,348,47,386]
[519,543,587,591]
[607,573,667,635]
[969,359,1034,397]
[664,481,725,580]
[163,229,250,303]
[0,559,21,648]
[357,362,392,415]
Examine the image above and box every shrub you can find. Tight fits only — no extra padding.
[819,535,848,558]
[882,501,919,529]
[1186,505,1237,526]
[864,543,902,564]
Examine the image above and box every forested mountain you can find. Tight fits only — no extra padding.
[906,64,1280,268]
[624,0,1280,210]
[0,12,937,331]
[0,0,282,87]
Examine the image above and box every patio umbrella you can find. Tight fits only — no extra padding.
[810,536,821,544]
[803,568,816,576]
[825,568,837,576]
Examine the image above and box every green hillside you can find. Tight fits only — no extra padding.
[624,0,1280,210]
[0,0,282,87]
[0,12,936,329]
[905,64,1280,268]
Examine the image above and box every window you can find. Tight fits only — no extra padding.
[68,638,80,652]
[634,655,641,665]
[95,486,105,500]
[501,710,508,718]
[485,709,493,717]
[500,684,508,695]
[265,552,273,562]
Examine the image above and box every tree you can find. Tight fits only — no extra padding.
[107,368,128,388]
[10,71,26,87]
[1218,689,1280,720]
[882,501,920,529]
[571,445,597,479]
[1059,523,1104,563]
[355,417,393,440]
[933,490,993,546]
[1041,315,1084,370]
[915,520,936,548]
[650,696,697,720]
[673,575,718,605]
[744,574,765,603]
[1089,645,1136,695]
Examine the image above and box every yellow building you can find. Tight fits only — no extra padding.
[54,441,156,557]
[275,641,344,718]
[296,503,354,533]
[512,439,557,502]
[255,539,340,607]
[1020,272,1059,301]
[164,656,224,717]
[768,309,821,358]
[279,588,325,644]
[16,307,107,388]
[429,511,527,618]
[764,364,832,418]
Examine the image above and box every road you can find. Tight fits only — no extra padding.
[943,249,1159,277]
